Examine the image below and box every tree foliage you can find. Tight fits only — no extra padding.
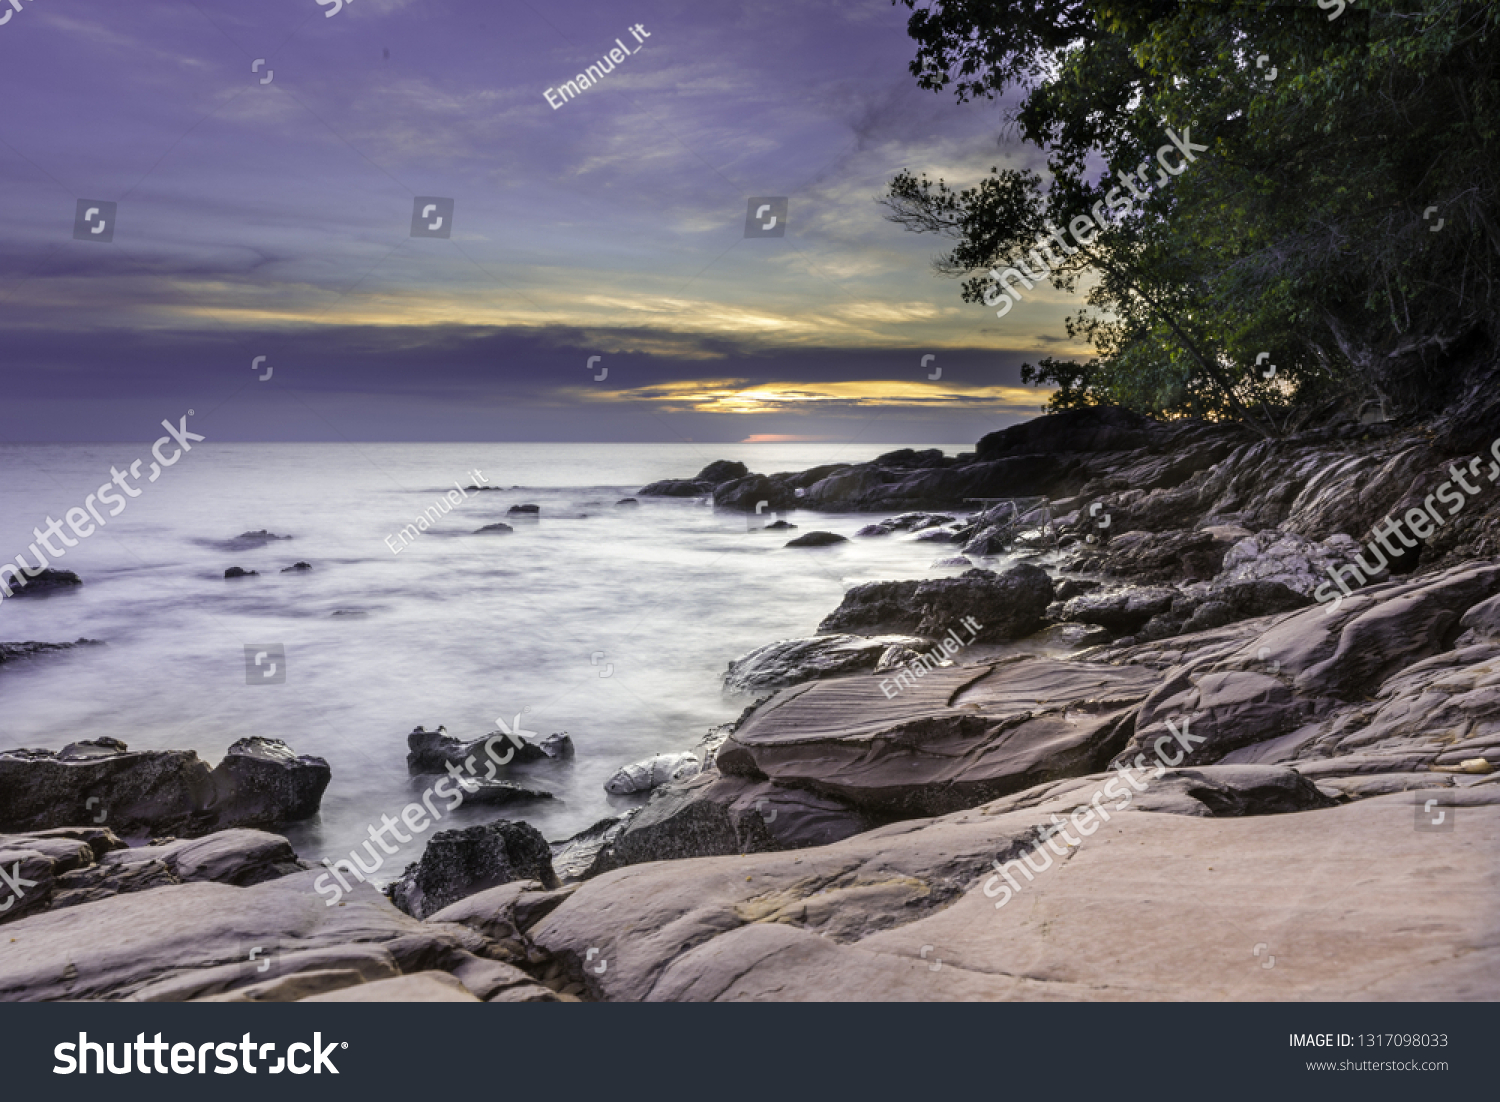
[884,0,1500,433]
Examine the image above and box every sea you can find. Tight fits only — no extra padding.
[0,441,983,880]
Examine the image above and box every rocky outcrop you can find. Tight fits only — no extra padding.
[0,737,330,838]
[818,565,1052,643]
[386,820,558,920]
[717,657,1158,816]
[519,772,1500,1001]
[640,459,752,498]
[724,633,934,694]
[0,827,307,926]
[224,566,258,578]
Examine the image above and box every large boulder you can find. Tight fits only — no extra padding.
[386,820,558,920]
[0,737,329,838]
[207,738,330,831]
[818,565,1053,644]
[976,405,1166,461]
[717,656,1158,816]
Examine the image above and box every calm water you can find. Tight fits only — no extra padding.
[0,441,982,879]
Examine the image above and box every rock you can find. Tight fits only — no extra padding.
[932,556,971,568]
[0,737,329,838]
[445,777,556,806]
[298,970,480,1002]
[405,725,569,774]
[601,772,875,869]
[223,567,258,578]
[760,520,798,530]
[818,565,1053,644]
[385,820,558,919]
[604,752,701,795]
[1459,593,1500,640]
[551,816,635,881]
[522,778,1500,1001]
[280,561,312,572]
[3,568,81,596]
[208,738,331,831]
[1058,585,1177,634]
[717,656,1158,816]
[1213,529,1370,597]
[1095,528,1237,585]
[694,460,750,485]
[222,531,292,550]
[1109,561,1500,769]
[857,512,958,537]
[507,504,541,515]
[723,633,934,694]
[615,498,640,507]
[475,522,514,534]
[784,531,847,548]
[639,479,712,497]
[0,639,103,667]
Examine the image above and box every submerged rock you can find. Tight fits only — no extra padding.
[475,522,514,534]
[405,726,572,774]
[785,531,847,548]
[3,568,82,596]
[0,639,103,667]
[223,567,258,579]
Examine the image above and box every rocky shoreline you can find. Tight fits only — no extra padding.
[3,379,1499,1002]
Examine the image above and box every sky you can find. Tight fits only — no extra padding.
[0,0,1088,444]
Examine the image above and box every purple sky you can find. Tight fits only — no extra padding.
[0,0,1076,443]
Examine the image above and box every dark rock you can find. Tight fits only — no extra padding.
[386,820,558,919]
[976,406,1166,461]
[785,531,847,548]
[551,815,635,882]
[724,633,934,694]
[0,639,103,666]
[224,567,258,579]
[694,460,750,485]
[405,726,569,773]
[873,448,949,469]
[601,772,876,869]
[474,522,514,534]
[3,568,82,596]
[208,738,331,830]
[280,562,312,572]
[818,564,1053,644]
[0,737,328,838]
[638,479,712,497]
[1054,578,1101,602]
[761,520,798,530]
[1058,585,1177,633]
[614,498,640,507]
[225,531,292,550]
[507,504,540,515]
[933,556,971,568]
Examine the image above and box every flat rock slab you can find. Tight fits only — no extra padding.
[527,782,1500,1001]
[298,970,479,1002]
[718,656,1160,816]
[0,870,425,1002]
